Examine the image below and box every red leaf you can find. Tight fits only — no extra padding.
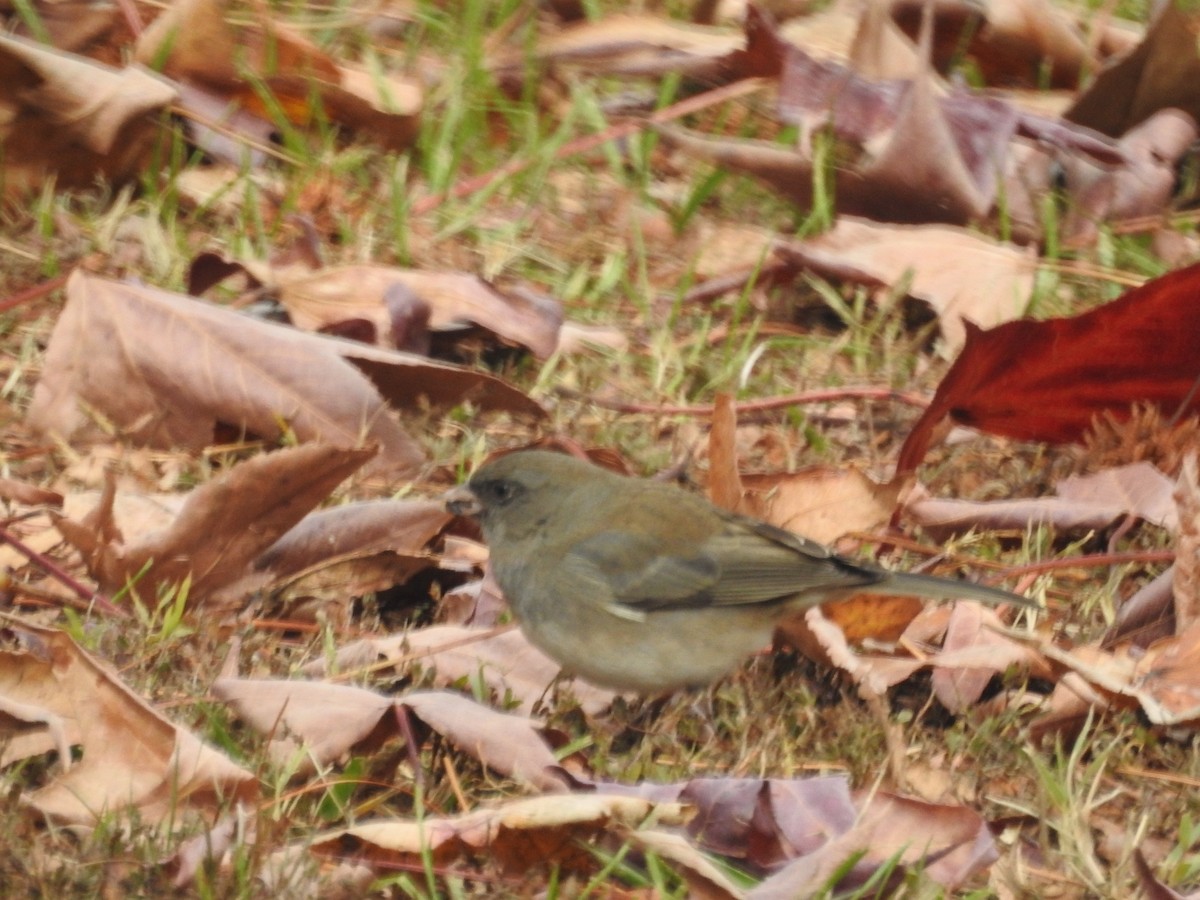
[898,263,1200,472]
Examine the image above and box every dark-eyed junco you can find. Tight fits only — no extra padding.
[446,450,1035,693]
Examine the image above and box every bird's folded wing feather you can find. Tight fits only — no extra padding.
[699,526,882,604]
[570,524,881,611]
[568,530,720,610]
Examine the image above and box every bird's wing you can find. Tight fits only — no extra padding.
[696,518,883,605]
[567,530,721,611]
[569,520,882,612]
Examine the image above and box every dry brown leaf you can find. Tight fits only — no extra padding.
[932,602,1016,712]
[1030,668,1110,740]
[774,19,1022,222]
[0,476,62,508]
[1060,109,1197,246]
[1060,462,1179,528]
[254,498,451,582]
[173,164,279,216]
[256,498,454,622]
[28,272,426,475]
[5,0,122,57]
[905,461,1178,533]
[309,64,422,151]
[304,624,618,716]
[212,678,392,769]
[136,0,338,88]
[655,8,1120,235]
[1109,565,1176,648]
[794,604,1045,693]
[275,264,563,359]
[1033,623,1200,727]
[402,691,573,792]
[555,320,629,353]
[331,335,544,417]
[134,0,421,149]
[59,488,184,547]
[170,81,278,167]
[750,789,997,896]
[1132,847,1195,900]
[1066,0,1200,137]
[168,815,241,889]
[490,14,743,80]
[805,592,927,646]
[892,0,1098,89]
[306,794,690,876]
[0,619,256,826]
[0,34,176,193]
[54,444,375,609]
[602,771,995,894]
[212,679,572,791]
[615,774,859,867]
[849,0,922,79]
[740,465,901,545]
[775,218,1037,355]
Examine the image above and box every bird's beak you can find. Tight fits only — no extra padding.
[443,485,482,517]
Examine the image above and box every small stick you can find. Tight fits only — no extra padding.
[554,386,930,417]
[0,524,124,617]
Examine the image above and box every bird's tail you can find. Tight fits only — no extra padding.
[869,570,1038,608]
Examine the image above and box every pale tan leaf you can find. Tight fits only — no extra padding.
[740,466,900,545]
[401,691,571,792]
[775,218,1037,355]
[848,0,921,79]
[0,620,255,826]
[492,14,741,78]
[624,829,745,900]
[276,265,562,359]
[906,462,1179,533]
[798,605,1046,694]
[304,624,618,716]
[214,679,572,791]
[307,795,690,875]
[211,678,392,769]
[931,603,1017,713]
[555,320,629,353]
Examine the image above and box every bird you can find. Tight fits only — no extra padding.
[444,449,1036,694]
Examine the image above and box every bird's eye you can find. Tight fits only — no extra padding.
[485,481,519,505]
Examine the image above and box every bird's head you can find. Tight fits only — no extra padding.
[444,450,603,544]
